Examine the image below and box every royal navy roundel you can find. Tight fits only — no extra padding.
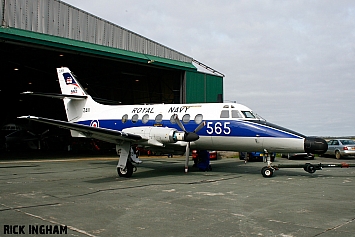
[90,120,99,128]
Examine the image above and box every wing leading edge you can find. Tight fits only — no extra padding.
[18,116,142,144]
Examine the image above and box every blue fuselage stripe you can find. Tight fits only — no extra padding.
[77,119,304,139]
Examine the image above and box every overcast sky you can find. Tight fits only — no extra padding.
[64,0,355,137]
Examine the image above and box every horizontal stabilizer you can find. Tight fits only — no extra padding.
[21,92,87,100]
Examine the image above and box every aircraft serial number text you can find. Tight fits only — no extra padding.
[206,122,231,135]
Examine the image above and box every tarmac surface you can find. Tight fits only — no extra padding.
[1,151,355,237]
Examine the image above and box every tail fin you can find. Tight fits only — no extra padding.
[56,67,99,124]
[57,67,88,96]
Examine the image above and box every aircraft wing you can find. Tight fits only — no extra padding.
[18,116,143,144]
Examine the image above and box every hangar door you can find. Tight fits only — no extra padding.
[185,71,223,103]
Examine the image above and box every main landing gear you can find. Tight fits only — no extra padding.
[116,143,141,178]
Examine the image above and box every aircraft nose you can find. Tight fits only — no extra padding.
[304,137,328,154]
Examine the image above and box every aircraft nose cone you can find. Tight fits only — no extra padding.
[304,137,328,154]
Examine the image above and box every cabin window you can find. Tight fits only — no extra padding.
[142,114,149,124]
[170,115,176,124]
[242,111,255,118]
[122,114,128,123]
[155,114,163,123]
[132,114,139,123]
[182,114,190,124]
[194,114,203,124]
[232,110,243,118]
[220,110,229,118]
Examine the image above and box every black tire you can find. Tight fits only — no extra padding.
[117,161,133,178]
[304,164,316,173]
[261,166,274,178]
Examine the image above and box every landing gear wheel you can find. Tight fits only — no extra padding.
[335,151,341,159]
[117,161,134,178]
[261,166,274,178]
[303,164,316,173]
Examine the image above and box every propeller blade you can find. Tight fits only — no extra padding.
[41,129,50,136]
[174,114,186,132]
[26,131,36,136]
[193,121,206,133]
[184,142,190,173]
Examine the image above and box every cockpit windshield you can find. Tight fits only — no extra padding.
[241,111,266,121]
[241,111,255,118]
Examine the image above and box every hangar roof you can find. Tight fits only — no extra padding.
[0,0,195,69]
[0,27,196,71]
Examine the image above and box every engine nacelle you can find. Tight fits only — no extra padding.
[123,127,184,144]
[173,131,186,142]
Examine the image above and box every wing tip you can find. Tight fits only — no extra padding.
[18,115,38,119]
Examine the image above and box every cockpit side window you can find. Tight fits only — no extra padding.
[232,110,243,118]
[220,110,229,118]
[242,111,255,118]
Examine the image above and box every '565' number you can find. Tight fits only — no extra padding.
[206,122,231,135]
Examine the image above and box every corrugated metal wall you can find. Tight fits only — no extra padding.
[185,71,223,103]
[1,0,192,63]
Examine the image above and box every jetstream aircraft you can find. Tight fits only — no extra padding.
[19,67,328,178]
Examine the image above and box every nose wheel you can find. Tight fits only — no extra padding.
[261,166,274,178]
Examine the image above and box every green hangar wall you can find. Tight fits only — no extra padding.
[185,71,223,103]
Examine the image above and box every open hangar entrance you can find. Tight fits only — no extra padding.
[0,37,190,151]
[0,39,185,125]
[0,0,223,152]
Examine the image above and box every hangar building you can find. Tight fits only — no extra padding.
[0,0,224,128]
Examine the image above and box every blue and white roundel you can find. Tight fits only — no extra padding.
[90,120,100,128]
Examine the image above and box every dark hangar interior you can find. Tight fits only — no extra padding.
[0,40,183,124]
[0,0,223,150]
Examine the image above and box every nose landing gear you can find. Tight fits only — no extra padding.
[261,166,274,178]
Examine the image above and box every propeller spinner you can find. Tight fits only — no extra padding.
[173,114,206,173]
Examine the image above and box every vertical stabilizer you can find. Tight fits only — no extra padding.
[57,67,88,96]
[56,67,98,126]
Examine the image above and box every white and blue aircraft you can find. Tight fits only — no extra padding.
[19,67,328,178]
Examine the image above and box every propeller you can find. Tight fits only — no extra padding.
[173,114,206,173]
[26,129,50,150]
